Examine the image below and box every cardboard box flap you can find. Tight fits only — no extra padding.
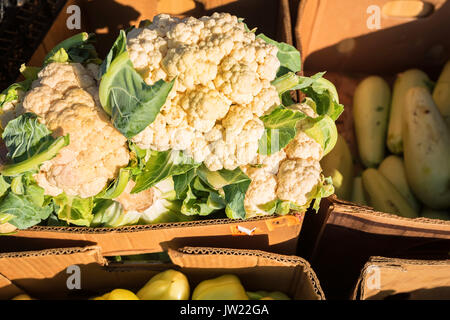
[169,246,325,300]
[354,256,450,300]
[328,197,450,239]
[169,246,307,268]
[0,246,325,300]
[12,213,304,256]
[0,246,106,282]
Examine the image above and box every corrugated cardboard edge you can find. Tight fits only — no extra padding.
[23,214,298,233]
[329,197,450,238]
[0,246,106,284]
[353,256,450,300]
[11,213,304,256]
[0,244,324,300]
[168,246,326,300]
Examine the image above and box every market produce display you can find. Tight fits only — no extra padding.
[0,13,343,232]
[10,269,291,300]
[334,63,450,220]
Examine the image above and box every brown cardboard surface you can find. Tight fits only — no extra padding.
[0,246,105,280]
[295,0,450,299]
[0,245,325,300]
[0,245,105,299]
[353,256,450,300]
[296,0,450,74]
[325,198,450,239]
[8,0,304,256]
[0,274,24,300]
[169,246,325,299]
[9,213,304,256]
[298,196,450,299]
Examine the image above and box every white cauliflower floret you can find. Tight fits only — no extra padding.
[204,117,264,171]
[221,104,254,138]
[22,62,130,198]
[214,61,262,105]
[284,102,323,161]
[235,118,265,164]
[189,131,212,164]
[276,158,322,206]
[127,28,168,85]
[251,150,287,174]
[180,86,230,132]
[115,178,178,224]
[132,113,170,151]
[114,180,156,212]
[167,124,195,150]
[243,166,277,216]
[162,46,218,91]
[204,124,223,142]
[247,84,280,117]
[285,131,323,161]
[32,62,95,93]
[127,12,280,171]
[254,37,280,80]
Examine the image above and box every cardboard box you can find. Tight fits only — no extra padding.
[3,0,306,256]
[0,245,325,300]
[294,0,450,299]
[353,256,450,300]
[8,214,303,256]
[299,196,450,299]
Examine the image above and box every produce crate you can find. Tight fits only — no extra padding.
[352,256,450,300]
[294,0,450,299]
[0,244,325,300]
[4,0,307,256]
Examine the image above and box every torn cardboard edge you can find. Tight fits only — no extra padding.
[0,245,325,300]
[0,246,102,259]
[353,256,450,300]
[327,197,450,238]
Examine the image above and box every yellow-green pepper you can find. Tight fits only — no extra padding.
[137,269,190,300]
[91,289,139,300]
[192,274,249,300]
[247,290,291,300]
[11,294,34,300]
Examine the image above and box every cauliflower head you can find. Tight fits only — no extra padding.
[127,13,281,171]
[22,62,130,198]
[242,103,325,217]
